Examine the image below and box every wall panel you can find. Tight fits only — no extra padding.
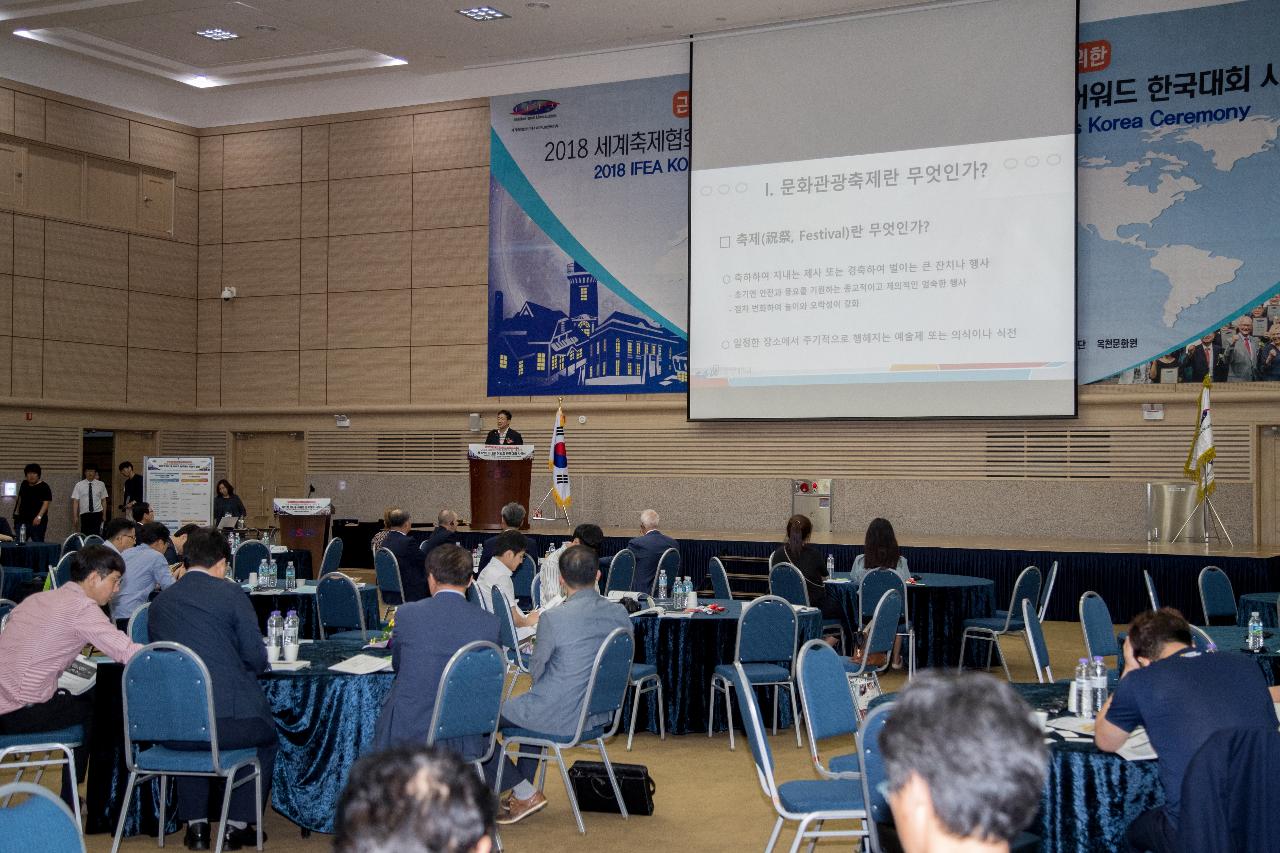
[0,211,12,273]
[411,285,486,345]
[300,238,326,293]
[0,88,14,135]
[222,184,301,243]
[44,221,128,289]
[327,232,411,292]
[42,339,125,400]
[130,121,199,190]
[327,290,409,348]
[301,125,328,182]
[328,116,412,179]
[221,295,299,352]
[326,347,410,405]
[412,226,487,287]
[12,215,42,277]
[199,135,223,190]
[197,298,221,354]
[199,191,223,245]
[222,240,300,296]
[128,347,195,406]
[10,336,40,395]
[129,236,197,298]
[328,174,412,235]
[13,92,44,141]
[0,335,10,396]
[129,291,196,352]
[412,108,489,171]
[44,101,129,160]
[220,350,299,406]
[43,280,127,347]
[0,274,10,334]
[412,168,489,229]
[12,276,42,338]
[222,128,301,188]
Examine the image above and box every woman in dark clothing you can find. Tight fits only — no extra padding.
[770,514,843,622]
[213,479,247,522]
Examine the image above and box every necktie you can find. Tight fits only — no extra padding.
[87,481,93,514]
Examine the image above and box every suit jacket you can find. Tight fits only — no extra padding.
[1225,334,1261,381]
[383,530,429,603]
[147,570,272,724]
[483,428,524,445]
[627,530,678,595]
[373,590,500,753]
[1182,342,1227,383]
[501,589,632,737]
[419,525,456,561]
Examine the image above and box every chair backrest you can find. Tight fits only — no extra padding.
[316,572,367,639]
[82,535,103,548]
[466,581,488,611]
[1178,727,1280,851]
[605,549,635,594]
[1038,560,1059,621]
[798,639,859,770]
[1198,566,1236,626]
[122,642,226,769]
[1000,565,1042,632]
[768,562,809,606]
[232,539,270,583]
[1143,570,1161,611]
[373,547,404,599]
[531,574,543,609]
[848,590,903,678]
[426,640,507,764]
[736,594,798,667]
[0,598,16,631]
[127,602,150,644]
[319,537,343,575]
[0,782,86,853]
[858,701,895,849]
[1022,598,1053,684]
[858,569,904,628]
[556,627,633,746]
[490,585,524,670]
[59,533,83,559]
[1079,591,1120,661]
[728,661,779,801]
[1189,624,1217,652]
[655,548,681,594]
[52,552,76,588]
[511,554,535,602]
[708,557,732,600]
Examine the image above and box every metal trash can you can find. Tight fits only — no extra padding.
[1146,481,1205,543]
[791,479,832,534]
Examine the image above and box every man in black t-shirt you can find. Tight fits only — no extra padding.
[13,463,52,542]
[118,461,144,517]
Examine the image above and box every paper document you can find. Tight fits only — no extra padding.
[328,654,393,675]
[57,655,98,695]
[516,626,537,642]
[1118,727,1157,761]
[826,578,851,584]
[269,661,311,672]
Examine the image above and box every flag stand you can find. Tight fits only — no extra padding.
[531,486,571,528]
[1170,493,1232,546]
[1174,376,1231,546]
[531,398,572,529]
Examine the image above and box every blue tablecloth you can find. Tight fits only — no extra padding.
[628,598,822,736]
[1238,592,1279,629]
[1202,626,1280,684]
[248,582,381,641]
[825,572,996,668]
[0,542,59,598]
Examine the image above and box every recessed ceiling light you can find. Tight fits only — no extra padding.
[186,75,218,88]
[13,29,37,39]
[457,6,508,21]
[384,57,408,66]
[195,27,239,40]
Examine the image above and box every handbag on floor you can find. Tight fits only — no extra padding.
[567,761,656,815]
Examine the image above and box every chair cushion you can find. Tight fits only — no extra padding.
[715,662,791,684]
[0,726,84,751]
[963,617,1023,633]
[135,745,259,773]
[828,753,860,776]
[776,778,865,813]
[500,725,606,745]
[630,663,658,681]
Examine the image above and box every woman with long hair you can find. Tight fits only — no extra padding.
[851,517,909,586]
[213,479,247,522]
[770,514,843,623]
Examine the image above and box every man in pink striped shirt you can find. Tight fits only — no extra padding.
[0,545,143,805]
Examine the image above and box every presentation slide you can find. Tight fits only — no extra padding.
[688,0,1077,420]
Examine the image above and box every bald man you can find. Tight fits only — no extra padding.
[626,509,677,596]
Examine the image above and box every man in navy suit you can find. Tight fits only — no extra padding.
[382,509,430,603]
[373,544,499,752]
[148,528,277,852]
[626,509,677,596]
[418,509,460,563]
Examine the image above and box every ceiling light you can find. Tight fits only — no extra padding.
[457,6,508,21]
[186,75,218,88]
[195,27,239,40]
[384,57,408,66]
[13,29,36,39]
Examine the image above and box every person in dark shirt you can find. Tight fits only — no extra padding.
[483,409,524,445]
[214,479,247,523]
[770,513,841,622]
[118,461,144,517]
[1096,608,1280,853]
[13,463,52,542]
[419,509,460,560]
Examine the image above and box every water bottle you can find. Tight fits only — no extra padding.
[472,546,481,573]
[546,543,555,559]
[686,577,697,610]
[258,558,269,588]
[16,524,25,545]
[657,568,669,601]
[826,553,835,574]
[1248,611,1264,651]
[1090,656,1108,712]
[1069,658,1093,718]
[283,610,300,647]
[285,561,296,591]
[266,610,284,651]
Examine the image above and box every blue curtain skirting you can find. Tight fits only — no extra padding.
[1,542,60,598]
[249,586,380,641]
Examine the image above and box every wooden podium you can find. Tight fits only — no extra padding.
[274,498,332,573]
[468,444,534,530]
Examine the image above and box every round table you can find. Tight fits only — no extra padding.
[1202,626,1280,684]
[0,541,60,598]
[1237,593,1279,629]
[246,581,381,641]
[629,598,823,736]
[826,572,996,668]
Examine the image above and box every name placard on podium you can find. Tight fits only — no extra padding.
[467,445,534,530]
[467,444,536,461]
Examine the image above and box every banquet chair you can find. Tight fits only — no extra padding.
[1177,727,1280,851]
[731,661,867,853]
[498,627,633,835]
[708,595,803,750]
[604,549,635,594]
[111,642,263,853]
[81,535,103,547]
[373,547,404,612]
[797,639,860,780]
[1037,561,1059,621]
[857,569,914,675]
[1189,624,1217,652]
[1079,591,1121,668]
[126,602,151,644]
[1198,566,1237,626]
[995,565,1039,620]
[708,556,732,599]
[0,728,84,831]
[1022,598,1054,683]
[232,539,270,584]
[625,606,666,750]
[844,589,902,708]
[958,565,1041,680]
[771,562,848,654]
[512,554,536,608]
[51,552,76,588]
[492,586,532,701]
[1143,569,1161,611]
[318,537,343,576]
[531,575,543,609]
[59,533,83,559]
[654,548,682,596]
[0,598,15,630]
[467,582,488,611]
[0,783,85,853]
[315,572,369,642]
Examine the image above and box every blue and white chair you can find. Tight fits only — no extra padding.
[81,535,104,548]
[498,627,633,834]
[708,557,732,600]
[845,589,903,707]
[126,602,150,644]
[858,701,895,853]
[604,549,635,595]
[857,569,914,675]
[730,661,867,853]
[0,782,85,852]
[467,582,488,611]
[0,729,84,831]
[1189,624,1217,653]
[1079,591,1120,669]
[315,572,369,642]
[0,598,16,630]
[491,586,531,701]
[373,547,404,613]
[1022,598,1054,683]
[111,642,263,853]
[625,606,665,750]
[319,537,343,576]
[1198,566,1236,626]
[1037,560,1059,621]
[797,639,860,780]
[771,562,848,654]
[708,595,802,750]
[51,552,76,589]
[1143,569,1161,611]
[958,565,1041,680]
[512,554,536,609]
[531,574,543,609]
[654,548,681,596]
[232,539,269,584]
[59,533,84,559]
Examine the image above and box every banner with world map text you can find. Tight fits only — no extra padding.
[1079,0,1280,383]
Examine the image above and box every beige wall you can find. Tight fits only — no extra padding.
[0,78,1278,546]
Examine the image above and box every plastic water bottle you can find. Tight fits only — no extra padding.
[657,568,669,601]
[1248,611,1264,651]
[1090,656,1108,712]
[266,558,278,589]
[16,524,25,545]
[258,558,269,588]
[1069,658,1093,718]
[283,610,300,647]
[285,561,296,591]
[266,610,284,650]
[472,547,481,573]
[686,577,697,610]
[826,553,835,574]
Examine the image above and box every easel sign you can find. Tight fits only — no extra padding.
[144,456,215,530]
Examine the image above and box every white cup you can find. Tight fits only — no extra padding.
[284,643,300,663]
[1032,710,1050,731]
[248,572,258,587]
[266,643,281,663]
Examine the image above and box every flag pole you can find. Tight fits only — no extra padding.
[531,397,572,528]
[1171,377,1232,546]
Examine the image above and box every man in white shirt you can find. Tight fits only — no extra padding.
[111,521,179,627]
[101,517,137,555]
[476,529,539,630]
[71,464,110,535]
[539,522,605,611]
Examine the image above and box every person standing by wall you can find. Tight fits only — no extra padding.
[13,463,52,542]
[71,464,109,536]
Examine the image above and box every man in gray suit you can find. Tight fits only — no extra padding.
[485,544,632,825]
[1224,316,1262,381]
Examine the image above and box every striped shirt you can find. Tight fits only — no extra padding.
[0,582,143,715]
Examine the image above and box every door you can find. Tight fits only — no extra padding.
[1260,426,1280,547]
[112,431,156,516]
[233,433,306,529]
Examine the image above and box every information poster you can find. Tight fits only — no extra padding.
[143,457,214,531]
